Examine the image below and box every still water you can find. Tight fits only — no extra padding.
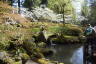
[47,44,83,64]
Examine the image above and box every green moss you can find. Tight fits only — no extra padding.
[52,35,80,44]
[21,53,30,60]
[64,35,79,42]
[48,26,60,33]
[14,62,21,64]
[37,42,46,48]
[31,28,40,33]
[59,24,83,36]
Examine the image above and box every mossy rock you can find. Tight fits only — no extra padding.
[38,58,51,64]
[21,53,30,60]
[64,35,80,43]
[33,31,47,43]
[51,35,80,44]
[39,48,54,57]
[37,42,46,48]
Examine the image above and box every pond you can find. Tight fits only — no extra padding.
[46,44,83,64]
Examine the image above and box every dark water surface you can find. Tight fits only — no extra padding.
[47,44,83,64]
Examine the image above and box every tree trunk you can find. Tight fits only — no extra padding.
[10,0,13,6]
[18,0,20,14]
[62,4,65,25]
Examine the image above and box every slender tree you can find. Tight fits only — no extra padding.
[18,0,21,14]
[61,3,71,24]
[61,4,66,24]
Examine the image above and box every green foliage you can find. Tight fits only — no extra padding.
[46,24,83,44]
[23,0,73,14]
[66,27,82,36]
[40,0,48,6]
[48,0,73,14]
[49,26,83,44]
[23,0,41,10]
[32,28,40,33]
[81,1,89,17]
[81,1,96,26]
[48,26,60,33]
[23,0,34,10]
[71,8,77,24]
[34,0,41,6]
[59,24,83,36]
[87,2,96,26]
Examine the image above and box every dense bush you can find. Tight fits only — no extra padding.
[67,27,83,36]
[58,24,83,36]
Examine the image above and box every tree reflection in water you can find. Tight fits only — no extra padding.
[47,44,83,64]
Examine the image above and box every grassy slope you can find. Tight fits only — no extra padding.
[0,2,36,64]
[0,2,33,49]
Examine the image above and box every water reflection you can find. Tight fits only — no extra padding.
[71,46,83,64]
[47,44,83,64]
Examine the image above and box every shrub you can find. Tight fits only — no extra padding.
[59,24,83,36]
[67,27,83,36]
